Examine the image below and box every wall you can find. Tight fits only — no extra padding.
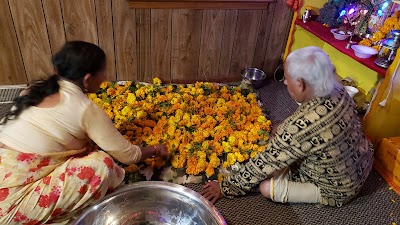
[0,0,293,85]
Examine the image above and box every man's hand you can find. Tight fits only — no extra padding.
[199,180,223,204]
[271,122,281,136]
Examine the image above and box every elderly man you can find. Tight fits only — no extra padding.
[200,46,374,207]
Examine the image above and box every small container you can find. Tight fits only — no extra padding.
[351,45,378,59]
[345,86,359,98]
[302,8,312,23]
[330,29,352,41]
[241,68,267,89]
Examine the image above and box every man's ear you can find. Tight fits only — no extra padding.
[83,73,92,90]
[296,78,306,92]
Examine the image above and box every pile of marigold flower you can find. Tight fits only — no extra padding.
[360,11,400,51]
[88,78,271,178]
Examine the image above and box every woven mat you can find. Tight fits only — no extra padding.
[184,169,399,225]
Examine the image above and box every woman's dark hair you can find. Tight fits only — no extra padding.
[1,41,105,124]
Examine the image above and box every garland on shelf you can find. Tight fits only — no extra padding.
[360,11,400,51]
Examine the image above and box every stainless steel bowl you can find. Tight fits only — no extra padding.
[241,68,267,89]
[71,181,226,225]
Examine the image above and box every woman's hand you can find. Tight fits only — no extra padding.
[154,144,170,159]
[199,180,223,204]
[139,144,170,162]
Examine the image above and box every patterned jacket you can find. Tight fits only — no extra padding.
[220,85,374,207]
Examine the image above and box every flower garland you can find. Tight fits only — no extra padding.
[88,78,272,179]
[359,11,400,51]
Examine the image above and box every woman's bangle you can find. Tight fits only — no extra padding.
[154,145,161,157]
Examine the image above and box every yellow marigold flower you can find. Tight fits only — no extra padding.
[226,153,236,166]
[191,115,201,125]
[100,81,110,89]
[205,165,215,177]
[153,77,162,86]
[196,159,208,174]
[193,135,204,143]
[121,106,132,116]
[209,153,220,167]
[124,81,132,87]
[220,86,229,94]
[202,140,210,149]
[222,141,231,153]
[222,161,230,168]
[136,110,147,119]
[196,151,206,159]
[247,93,256,101]
[167,125,176,137]
[135,88,146,99]
[380,25,391,34]
[126,93,136,104]
[183,93,192,102]
[202,130,210,138]
[168,139,180,150]
[234,152,245,162]
[182,113,191,122]
[228,136,237,146]
[257,115,268,124]
[87,93,97,100]
[372,45,381,52]
[196,95,205,102]
[155,95,167,103]
[171,97,180,105]
[171,155,179,166]
[196,88,204,95]
[166,85,174,93]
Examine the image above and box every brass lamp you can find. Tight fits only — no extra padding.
[375,30,400,68]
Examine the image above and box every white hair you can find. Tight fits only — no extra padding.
[285,46,338,97]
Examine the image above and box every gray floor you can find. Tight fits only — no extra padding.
[1,81,399,225]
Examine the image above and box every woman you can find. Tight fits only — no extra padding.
[200,46,374,207]
[0,41,168,224]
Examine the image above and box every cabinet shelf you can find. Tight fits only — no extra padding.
[295,19,386,76]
